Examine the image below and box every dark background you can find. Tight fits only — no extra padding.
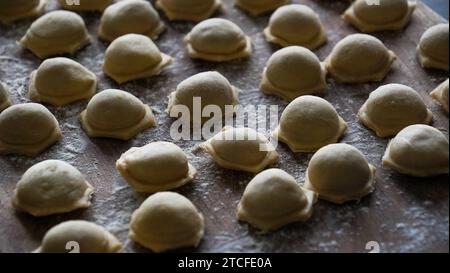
[424,0,449,18]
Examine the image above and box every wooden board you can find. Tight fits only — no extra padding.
[0,0,448,253]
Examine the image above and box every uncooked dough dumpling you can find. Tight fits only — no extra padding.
[304,144,376,204]
[99,0,165,42]
[116,142,197,193]
[29,57,97,106]
[261,46,327,101]
[0,103,61,156]
[358,84,433,138]
[382,125,449,177]
[129,192,204,252]
[324,34,396,83]
[80,89,156,140]
[12,160,94,217]
[35,220,122,253]
[0,0,46,25]
[200,126,279,173]
[59,0,113,11]
[166,71,239,123]
[274,96,347,152]
[184,18,252,62]
[0,81,11,112]
[417,24,449,71]
[156,0,222,22]
[19,10,90,59]
[235,0,289,16]
[103,34,173,84]
[237,168,317,232]
[264,4,327,49]
[430,79,449,113]
[342,0,416,32]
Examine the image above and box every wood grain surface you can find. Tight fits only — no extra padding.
[0,0,448,253]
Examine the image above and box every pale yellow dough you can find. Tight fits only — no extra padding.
[80,89,156,140]
[324,34,396,83]
[0,0,46,25]
[274,96,347,152]
[417,23,449,71]
[58,0,113,11]
[358,84,433,138]
[200,126,279,173]
[102,34,173,84]
[99,0,165,42]
[237,168,317,232]
[261,46,327,101]
[184,18,252,62]
[0,103,61,156]
[430,79,449,113]
[35,220,122,253]
[19,10,90,59]
[29,57,97,106]
[166,71,239,123]
[264,4,327,49]
[116,142,197,193]
[304,144,376,204]
[0,81,11,112]
[382,124,449,177]
[235,0,289,16]
[156,0,222,22]
[342,0,416,32]
[129,192,204,252]
[12,160,94,217]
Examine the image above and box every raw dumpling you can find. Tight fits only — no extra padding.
[382,125,449,177]
[19,10,90,59]
[417,24,449,71]
[273,96,347,152]
[260,46,327,101]
[200,126,279,173]
[0,0,46,25]
[129,192,204,252]
[102,34,172,84]
[0,103,61,156]
[342,0,416,32]
[29,57,97,106]
[237,168,317,232]
[166,71,239,123]
[12,160,94,217]
[184,18,252,62]
[116,142,197,193]
[156,0,222,22]
[35,220,122,253]
[99,0,165,42]
[358,84,433,138]
[235,0,289,16]
[324,34,396,83]
[80,89,156,140]
[430,79,449,113]
[0,81,11,112]
[264,4,327,49]
[58,0,112,11]
[304,144,376,204]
